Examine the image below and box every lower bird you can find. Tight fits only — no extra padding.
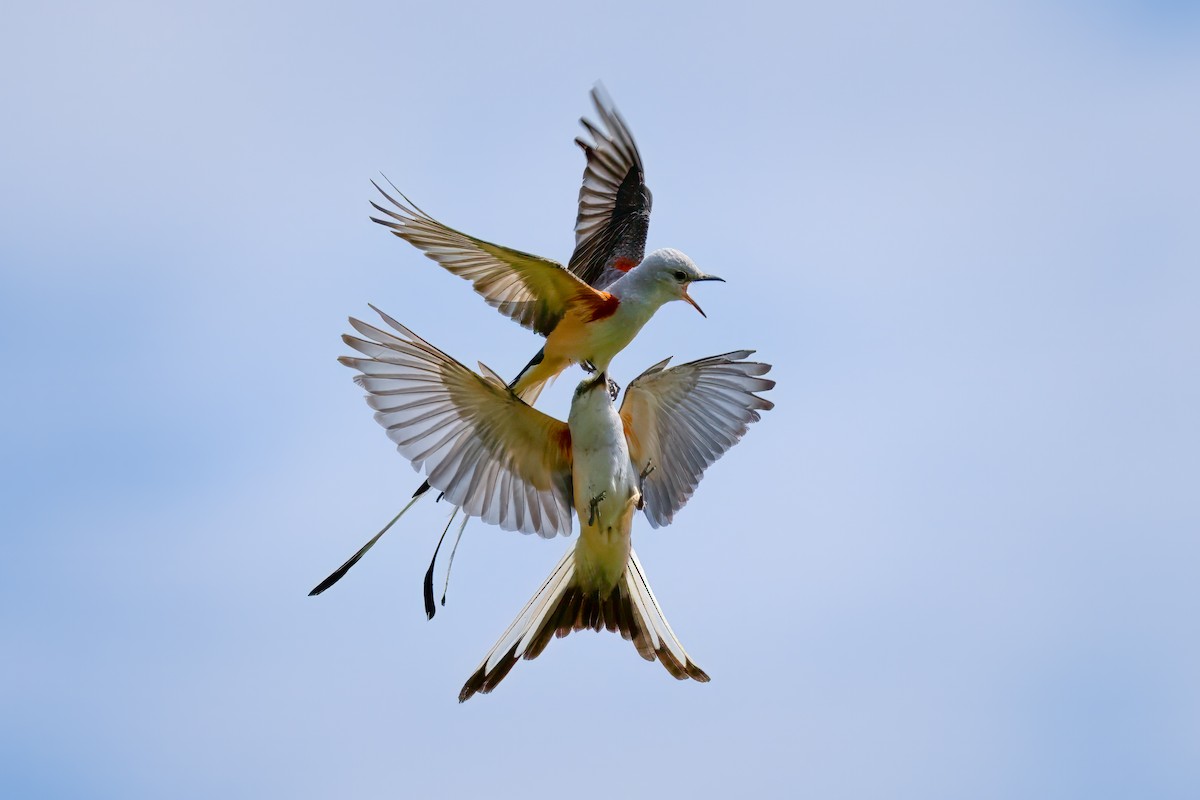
[335,306,774,700]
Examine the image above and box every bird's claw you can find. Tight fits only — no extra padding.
[587,491,607,527]
[581,360,598,374]
[636,461,655,509]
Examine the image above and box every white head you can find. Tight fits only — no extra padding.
[634,248,725,317]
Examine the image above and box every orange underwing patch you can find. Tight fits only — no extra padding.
[554,426,573,463]
[613,256,637,273]
[621,413,640,460]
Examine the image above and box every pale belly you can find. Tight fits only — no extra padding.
[570,406,639,592]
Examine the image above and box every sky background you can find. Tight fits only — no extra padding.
[2,1,1198,797]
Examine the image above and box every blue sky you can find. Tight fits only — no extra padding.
[2,1,1198,797]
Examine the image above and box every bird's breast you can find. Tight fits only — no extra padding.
[571,447,637,589]
[546,296,655,372]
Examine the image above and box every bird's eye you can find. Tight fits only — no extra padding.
[672,270,687,282]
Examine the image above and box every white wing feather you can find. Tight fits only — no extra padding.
[619,351,775,528]
[341,306,575,538]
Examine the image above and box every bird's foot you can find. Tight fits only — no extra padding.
[581,359,598,374]
[587,491,608,527]
[636,461,655,509]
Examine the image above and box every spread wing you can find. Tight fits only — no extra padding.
[370,181,604,337]
[340,306,575,538]
[619,351,775,528]
[566,85,653,290]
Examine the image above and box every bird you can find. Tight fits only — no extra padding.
[370,84,722,406]
[310,86,722,604]
[334,306,774,701]
[367,198,722,406]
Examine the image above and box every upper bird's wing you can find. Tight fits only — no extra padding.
[341,306,575,538]
[370,182,608,337]
[566,85,653,290]
[619,352,775,528]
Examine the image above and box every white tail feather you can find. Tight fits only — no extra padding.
[626,549,696,672]
[458,546,708,702]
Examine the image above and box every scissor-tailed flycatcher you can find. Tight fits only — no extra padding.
[369,196,722,404]
[334,307,774,700]
[370,86,721,405]
[311,87,722,604]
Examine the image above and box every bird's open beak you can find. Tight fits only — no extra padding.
[682,273,724,318]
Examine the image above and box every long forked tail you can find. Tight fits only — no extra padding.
[308,480,471,620]
[308,485,431,596]
[458,546,709,702]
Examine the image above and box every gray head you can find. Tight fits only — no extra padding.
[569,371,620,422]
[572,371,619,400]
[638,248,725,317]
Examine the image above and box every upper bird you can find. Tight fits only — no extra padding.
[336,307,774,700]
[369,85,722,406]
